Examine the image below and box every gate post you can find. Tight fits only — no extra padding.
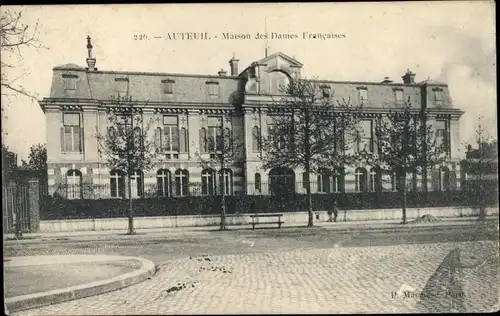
[28,179,40,232]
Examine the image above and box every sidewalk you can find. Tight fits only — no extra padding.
[4,216,497,245]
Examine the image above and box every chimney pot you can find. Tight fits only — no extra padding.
[381,76,393,84]
[402,69,416,84]
[229,53,239,76]
[218,68,227,76]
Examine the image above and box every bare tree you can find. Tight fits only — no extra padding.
[464,116,498,221]
[1,9,46,100]
[261,76,363,227]
[95,96,161,235]
[195,114,244,231]
[362,100,446,224]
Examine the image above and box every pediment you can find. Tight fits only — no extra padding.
[255,52,303,68]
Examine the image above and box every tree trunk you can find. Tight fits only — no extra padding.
[219,169,227,231]
[402,176,408,225]
[305,167,313,227]
[127,175,135,235]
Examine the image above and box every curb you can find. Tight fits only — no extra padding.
[4,221,497,246]
[5,256,156,313]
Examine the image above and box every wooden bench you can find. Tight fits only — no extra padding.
[249,213,284,230]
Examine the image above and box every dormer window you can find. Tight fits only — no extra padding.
[433,88,444,102]
[162,79,175,94]
[206,81,219,97]
[394,88,404,103]
[357,87,368,103]
[320,84,332,98]
[62,74,78,91]
[115,77,129,97]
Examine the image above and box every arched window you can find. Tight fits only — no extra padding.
[157,169,171,197]
[199,128,207,153]
[269,167,295,195]
[201,168,216,195]
[110,169,125,198]
[254,173,262,193]
[269,71,290,95]
[317,168,331,193]
[174,169,189,196]
[179,127,187,153]
[129,169,144,198]
[220,168,233,195]
[355,167,367,192]
[66,169,82,199]
[439,167,451,191]
[252,126,261,152]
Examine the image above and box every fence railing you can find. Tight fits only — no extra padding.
[48,178,489,200]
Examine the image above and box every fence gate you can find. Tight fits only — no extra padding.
[2,183,30,234]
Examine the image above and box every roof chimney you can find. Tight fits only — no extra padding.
[218,68,227,76]
[229,53,239,76]
[381,76,393,84]
[402,69,416,84]
[86,35,97,71]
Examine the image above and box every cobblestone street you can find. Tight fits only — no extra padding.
[11,240,499,314]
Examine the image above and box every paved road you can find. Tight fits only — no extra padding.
[5,222,498,265]
[5,223,499,314]
[10,241,499,315]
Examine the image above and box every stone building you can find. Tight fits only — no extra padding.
[39,37,464,199]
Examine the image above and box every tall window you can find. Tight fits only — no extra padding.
[162,79,175,94]
[267,117,287,150]
[435,120,450,156]
[157,169,171,197]
[207,116,223,152]
[369,167,380,192]
[332,168,344,193]
[394,89,404,103]
[220,169,233,195]
[174,169,189,196]
[252,126,261,152]
[355,167,367,192]
[163,115,179,159]
[62,113,82,153]
[358,88,368,103]
[129,170,144,198]
[66,169,82,199]
[439,167,451,191]
[201,168,216,195]
[179,127,188,153]
[254,173,262,193]
[357,120,373,153]
[317,168,331,193]
[110,169,125,198]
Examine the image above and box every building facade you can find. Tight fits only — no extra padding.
[39,37,465,199]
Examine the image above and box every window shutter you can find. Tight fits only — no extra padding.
[61,126,65,152]
[80,127,85,153]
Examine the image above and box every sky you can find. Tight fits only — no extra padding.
[1,2,497,162]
